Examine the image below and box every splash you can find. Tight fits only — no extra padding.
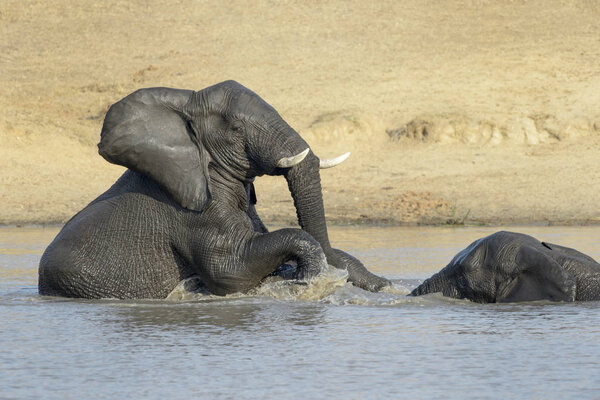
[166,276,212,301]
[321,281,414,306]
[165,268,426,306]
[251,265,349,301]
[166,265,350,302]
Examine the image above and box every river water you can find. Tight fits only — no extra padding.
[1,225,599,399]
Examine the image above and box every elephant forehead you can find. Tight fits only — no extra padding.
[230,91,277,119]
[197,81,281,123]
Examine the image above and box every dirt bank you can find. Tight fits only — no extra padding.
[1,0,599,226]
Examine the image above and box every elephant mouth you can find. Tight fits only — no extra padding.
[277,148,310,168]
[269,148,349,175]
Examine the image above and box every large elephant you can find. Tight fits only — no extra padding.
[411,231,600,302]
[39,81,390,299]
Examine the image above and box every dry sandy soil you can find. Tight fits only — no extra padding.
[1,0,600,226]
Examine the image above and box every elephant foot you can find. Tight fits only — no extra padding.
[270,252,327,282]
[270,262,298,280]
[270,254,391,293]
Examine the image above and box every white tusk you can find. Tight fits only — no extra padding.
[319,152,351,169]
[277,148,310,168]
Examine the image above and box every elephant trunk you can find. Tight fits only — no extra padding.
[411,272,450,297]
[277,128,390,291]
[284,151,335,261]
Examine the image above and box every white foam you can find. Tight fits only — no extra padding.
[166,269,425,306]
[249,264,349,301]
[166,265,350,302]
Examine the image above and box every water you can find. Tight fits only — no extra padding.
[1,225,599,399]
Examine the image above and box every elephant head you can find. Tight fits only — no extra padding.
[97,80,347,268]
[411,231,577,303]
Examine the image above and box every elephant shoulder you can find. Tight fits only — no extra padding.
[93,170,184,212]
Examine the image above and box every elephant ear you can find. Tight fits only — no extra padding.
[98,87,211,212]
[496,245,576,303]
[542,241,600,265]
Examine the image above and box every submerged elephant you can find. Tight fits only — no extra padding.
[411,231,600,303]
[39,81,390,299]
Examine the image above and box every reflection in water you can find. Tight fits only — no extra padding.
[101,300,326,333]
[0,227,59,285]
[1,225,600,399]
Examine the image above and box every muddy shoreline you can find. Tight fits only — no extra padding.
[2,1,599,227]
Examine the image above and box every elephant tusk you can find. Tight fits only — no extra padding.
[319,152,351,169]
[277,148,310,168]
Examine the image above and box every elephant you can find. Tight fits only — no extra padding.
[411,231,600,303]
[39,81,390,299]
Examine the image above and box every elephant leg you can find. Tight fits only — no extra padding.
[245,187,310,282]
[244,191,314,281]
[201,228,327,296]
[245,191,300,280]
[331,248,391,292]
[245,228,327,280]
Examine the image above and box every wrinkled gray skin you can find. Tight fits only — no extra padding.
[39,81,390,299]
[411,231,600,303]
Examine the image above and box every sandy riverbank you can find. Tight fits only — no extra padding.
[1,0,599,226]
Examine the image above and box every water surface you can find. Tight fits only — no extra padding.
[1,225,599,399]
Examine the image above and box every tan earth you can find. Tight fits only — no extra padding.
[2,0,600,226]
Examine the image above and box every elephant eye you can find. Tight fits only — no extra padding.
[229,120,244,133]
